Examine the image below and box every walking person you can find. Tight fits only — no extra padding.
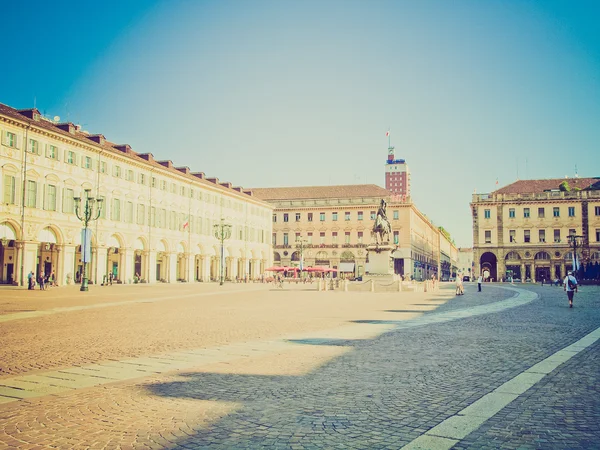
[563,270,578,308]
[27,271,34,290]
[38,272,45,291]
[477,274,483,292]
[455,275,464,295]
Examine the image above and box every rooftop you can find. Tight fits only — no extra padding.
[251,184,391,201]
[493,178,600,195]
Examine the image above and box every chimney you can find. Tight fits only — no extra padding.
[17,108,41,121]
[56,122,76,134]
[138,153,155,162]
[88,134,106,145]
[176,166,191,175]
[158,160,174,169]
[191,172,205,179]
[206,177,219,184]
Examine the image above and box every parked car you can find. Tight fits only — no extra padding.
[449,277,456,282]
[462,276,470,282]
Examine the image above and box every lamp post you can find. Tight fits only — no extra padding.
[295,238,308,276]
[213,218,232,285]
[74,189,103,292]
[567,234,584,279]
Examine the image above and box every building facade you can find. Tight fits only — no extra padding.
[471,178,600,282]
[0,104,272,286]
[385,143,410,198]
[252,185,456,281]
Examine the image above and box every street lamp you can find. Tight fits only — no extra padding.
[295,238,308,274]
[74,189,103,291]
[213,218,232,285]
[567,234,584,279]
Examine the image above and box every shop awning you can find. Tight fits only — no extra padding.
[339,262,355,273]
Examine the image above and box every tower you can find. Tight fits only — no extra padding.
[384,132,410,199]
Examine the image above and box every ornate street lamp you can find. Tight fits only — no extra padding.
[295,238,308,274]
[567,234,584,279]
[213,218,232,285]
[74,189,103,292]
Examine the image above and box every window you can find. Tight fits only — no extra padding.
[596,229,600,242]
[272,233,277,246]
[112,198,121,221]
[484,209,491,219]
[28,139,39,154]
[524,230,530,243]
[272,214,277,223]
[180,186,186,196]
[345,232,351,244]
[125,202,133,223]
[160,180,167,191]
[100,161,107,173]
[358,231,363,244]
[393,231,399,245]
[124,169,132,181]
[47,145,58,160]
[509,208,515,218]
[45,185,57,211]
[151,177,156,188]
[596,206,600,216]
[554,229,560,243]
[67,151,76,165]
[332,232,337,244]
[370,211,376,220]
[83,156,92,170]
[524,208,530,218]
[484,230,491,243]
[539,229,546,243]
[509,229,516,243]
[138,173,146,185]
[568,206,575,217]
[137,204,145,225]
[538,208,545,218]
[307,232,313,244]
[295,232,301,242]
[283,233,289,246]
[295,213,301,222]
[158,208,166,228]
[553,207,560,217]
[150,207,156,227]
[320,212,325,221]
[63,188,74,213]
[26,180,37,208]
[346,212,352,221]
[332,212,338,221]
[113,165,121,177]
[393,210,399,220]
[308,213,313,222]
[283,213,288,222]
[5,131,16,147]
[320,232,325,244]
[3,175,15,204]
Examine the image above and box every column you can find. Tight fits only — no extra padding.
[520,262,526,283]
[90,247,98,285]
[531,261,536,283]
[148,250,158,283]
[142,251,149,282]
[168,252,177,283]
[203,255,211,281]
[496,258,506,282]
[96,247,108,285]
[55,245,63,286]
[560,262,566,279]
[186,253,194,282]
[22,241,39,282]
[14,242,23,286]
[63,244,76,285]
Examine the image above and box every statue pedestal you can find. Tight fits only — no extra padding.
[366,244,395,276]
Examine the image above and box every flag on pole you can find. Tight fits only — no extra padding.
[385,131,390,137]
[495,178,499,186]
[182,216,189,230]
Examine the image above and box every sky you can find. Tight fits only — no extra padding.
[2,0,599,247]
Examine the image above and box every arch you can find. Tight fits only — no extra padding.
[0,221,19,241]
[45,173,60,183]
[291,251,300,262]
[340,250,355,261]
[534,251,551,260]
[196,243,206,255]
[505,251,521,260]
[251,248,260,259]
[273,252,281,262]
[177,242,186,254]
[37,226,60,244]
[157,239,169,253]
[479,251,497,281]
[1,162,20,173]
[316,251,328,260]
[106,234,123,249]
[133,237,146,251]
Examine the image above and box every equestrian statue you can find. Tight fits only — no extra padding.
[371,199,392,245]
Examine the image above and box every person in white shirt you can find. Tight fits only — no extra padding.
[455,274,464,295]
[563,271,578,308]
[477,275,483,292]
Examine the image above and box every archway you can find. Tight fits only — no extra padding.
[105,234,123,283]
[504,251,521,280]
[133,238,146,282]
[176,242,186,281]
[0,222,18,284]
[37,226,60,284]
[156,240,169,282]
[479,252,497,281]
[534,251,551,282]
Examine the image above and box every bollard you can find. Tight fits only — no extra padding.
[398,280,402,292]
[344,279,348,292]
[370,279,375,292]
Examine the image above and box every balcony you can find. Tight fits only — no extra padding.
[472,189,600,204]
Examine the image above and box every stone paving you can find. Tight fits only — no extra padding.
[0,282,598,449]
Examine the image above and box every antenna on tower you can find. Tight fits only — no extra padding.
[575,164,579,178]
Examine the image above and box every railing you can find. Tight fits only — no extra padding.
[473,189,600,203]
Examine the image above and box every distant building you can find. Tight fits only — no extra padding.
[457,248,474,279]
[385,140,410,199]
[471,178,600,282]
[252,184,456,281]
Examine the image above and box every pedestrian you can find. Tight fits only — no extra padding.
[477,274,483,292]
[455,275,464,295]
[563,270,578,308]
[27,271,34,290]
[109,272,113,285]
[38,272,45,290]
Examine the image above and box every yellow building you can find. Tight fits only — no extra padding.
[0,104,272,286]
[471,178,600,282]
[252,185,457,280]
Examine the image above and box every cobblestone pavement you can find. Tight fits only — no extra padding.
[0,282,598,449]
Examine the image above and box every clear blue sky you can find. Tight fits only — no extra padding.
[2,0,599,247]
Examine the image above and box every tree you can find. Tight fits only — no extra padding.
[559,181,570,192]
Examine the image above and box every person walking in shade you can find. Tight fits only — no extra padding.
[563,270,578,308]
[477,274,483,292]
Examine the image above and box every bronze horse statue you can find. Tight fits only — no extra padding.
[371,199,392,245]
